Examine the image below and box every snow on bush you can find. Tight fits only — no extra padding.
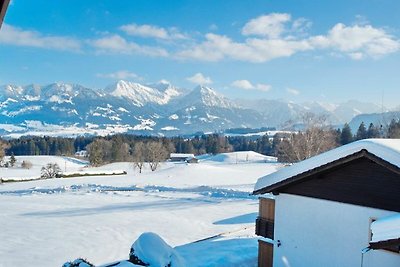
[62,258,94,267]
[129,232,184,267]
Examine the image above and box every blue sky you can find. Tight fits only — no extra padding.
[1,0,400,107]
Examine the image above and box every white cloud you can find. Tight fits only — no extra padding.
[97,70,141,80]
[120,24,168,39]
[242,13,291,38]
[287,88,300,95]
[177,33,312,62]
[178,15,400,63]
[231,80,271,91]
[90,34,169,57]
[120,23,188,40]
[231,80,254,90]
[310,23,400,58]
[186,73,213,85]
[0,24,81,51]
[291,18,312,35]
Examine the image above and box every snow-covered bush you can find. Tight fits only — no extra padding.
[41,163,62,178]
[62,258,94,267]
[129,232,184,267]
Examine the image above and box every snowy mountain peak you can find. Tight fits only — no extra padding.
[105,80,180,106]
[188,85,236,108]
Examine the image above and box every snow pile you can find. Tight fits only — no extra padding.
[201,151,276,164]
[62,258,94,267]
[371,213,400,243]
[129,232,183,267]
[255,138,400,192]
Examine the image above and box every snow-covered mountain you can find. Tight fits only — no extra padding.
[0,81,385,137]
[103,80,186,107]
[237,99,384,127]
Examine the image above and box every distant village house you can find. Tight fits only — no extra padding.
[74,150,88,158]
[253,139,400,267]
[169,153,198,163]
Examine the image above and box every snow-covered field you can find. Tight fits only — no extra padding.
[0,152,282,266]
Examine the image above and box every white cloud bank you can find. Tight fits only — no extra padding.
[0,24,81,51]
[2,13,399,62]
[90,34,169,57]
[177,13,400,62]
[120,23,187,40]
[186,73,213,85]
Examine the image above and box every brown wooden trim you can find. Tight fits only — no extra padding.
[256,217,274,239]
[258,240,273,267]
[0,0,10,28]
[369,238,400,252]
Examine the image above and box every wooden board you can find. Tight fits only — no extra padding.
[259,197,275,220]
[258,240,273,267]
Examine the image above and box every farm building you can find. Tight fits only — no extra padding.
[74,150,88,158]
[169,153,196,162]
[253,139,400,267]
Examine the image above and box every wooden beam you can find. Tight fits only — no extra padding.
[0,0,11,29]
[369,238,400,251]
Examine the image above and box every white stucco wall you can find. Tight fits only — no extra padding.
[272,194,400,267]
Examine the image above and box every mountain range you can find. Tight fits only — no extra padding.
[0,80,392,137]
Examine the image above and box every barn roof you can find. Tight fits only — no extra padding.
[254,139,400,194]
[170,153,195,158]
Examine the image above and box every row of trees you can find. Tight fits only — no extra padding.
[1,117,400,166]
[6,136,92,156]
[274,116,400,163]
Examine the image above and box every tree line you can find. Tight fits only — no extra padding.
[1,118,400,166]
[275,118,400,163]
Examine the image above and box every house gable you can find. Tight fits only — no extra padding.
[261,151,400,212]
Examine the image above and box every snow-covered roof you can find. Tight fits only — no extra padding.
[254,139,400,193]
[371,213,400,243]
[170,153,195,158]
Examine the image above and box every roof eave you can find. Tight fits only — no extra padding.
[369,238,400,250]
[0,0,10,29]
[253,149,400,195]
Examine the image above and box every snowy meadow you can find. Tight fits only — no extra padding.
[0,152,281,266]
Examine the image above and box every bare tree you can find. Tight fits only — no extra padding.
[0,139,9,166]
[132,141,146,173]
[86,139,113,166]
[277,113,338,163]
[41,163,62,179]
[146,141,168,171]
[21,160,33,169]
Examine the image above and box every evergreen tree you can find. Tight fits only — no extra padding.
[387,119,400,138]
[9,153,16,167]
[355,122,367,140]
[340,123,353,145]
[367,123,380,138]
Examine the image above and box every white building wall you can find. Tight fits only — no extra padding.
[272,194,400,267]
